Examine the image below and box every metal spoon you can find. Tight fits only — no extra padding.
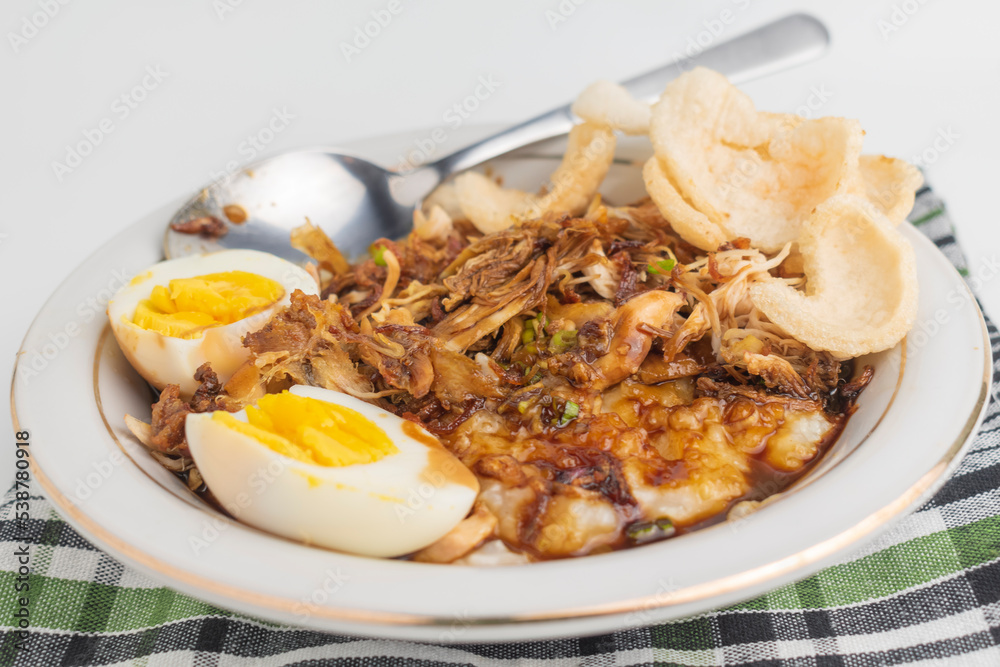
[165,13,829,263]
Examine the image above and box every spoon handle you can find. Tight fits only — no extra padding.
[422,13,829,178]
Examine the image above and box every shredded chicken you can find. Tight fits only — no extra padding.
[140,364,233,456]
[590,290,684,391]
[240,290,376,399]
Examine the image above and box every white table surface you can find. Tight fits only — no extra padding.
[3,0,998,488]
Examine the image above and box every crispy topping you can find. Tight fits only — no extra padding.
[169,216,227,238]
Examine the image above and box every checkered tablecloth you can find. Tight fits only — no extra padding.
[1,186,998,666]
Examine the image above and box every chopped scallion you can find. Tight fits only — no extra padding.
[647,258,676,275]
[549,329,577,352]
[370,244,387,267]
[558,400,579,426]
[534,312,549,335]
[626,517,676,544]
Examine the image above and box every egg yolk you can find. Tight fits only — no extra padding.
[212,391,399,467]
[132,271,284,339]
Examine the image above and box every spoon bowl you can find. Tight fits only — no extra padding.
[165,150,418,262]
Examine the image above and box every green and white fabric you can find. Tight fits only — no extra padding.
[1,186,998,666]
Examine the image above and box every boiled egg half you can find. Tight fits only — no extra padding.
[185,385,480,558]
[107,249,317,396]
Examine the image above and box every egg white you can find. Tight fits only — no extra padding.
[107,249,318,396]
[185,385,480,558]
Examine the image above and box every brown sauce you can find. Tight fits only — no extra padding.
[403,420,479,491]
[671,415,848,539]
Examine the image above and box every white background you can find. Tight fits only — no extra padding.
[2,0,998,467]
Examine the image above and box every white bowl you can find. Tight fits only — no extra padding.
[12,128,992,642]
